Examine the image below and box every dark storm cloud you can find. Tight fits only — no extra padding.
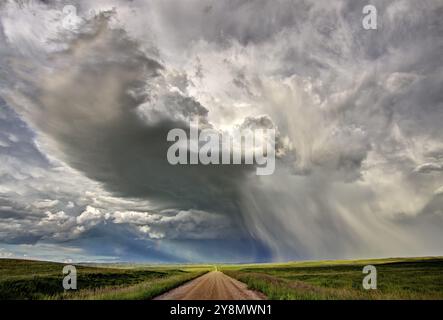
[0,9,260,261]
[1,0,443,262]
[27,18,253,213]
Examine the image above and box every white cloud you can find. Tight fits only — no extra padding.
[33,199,60,209]
[0,248,14,258]
[414,163,443,173]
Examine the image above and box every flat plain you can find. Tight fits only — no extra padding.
[221,257,443,299]
[1,257,442,299]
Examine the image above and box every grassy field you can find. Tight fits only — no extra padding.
[221,257,443,300]
[0,259,209,300]
[2,257,442,300]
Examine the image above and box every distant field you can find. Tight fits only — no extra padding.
[0,259,209,300]
[221,257,443,300]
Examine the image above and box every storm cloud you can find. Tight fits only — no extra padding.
[0,0,442,262]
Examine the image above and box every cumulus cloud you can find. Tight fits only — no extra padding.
[0,247,14,258]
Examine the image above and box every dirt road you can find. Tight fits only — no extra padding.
[154,271,265,300]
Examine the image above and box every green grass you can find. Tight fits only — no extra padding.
[0,259,209,300]
[51,272,203,300]
[221,257,443,300]
[2,257,442,300]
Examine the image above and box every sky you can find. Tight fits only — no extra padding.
[0,0,442,263]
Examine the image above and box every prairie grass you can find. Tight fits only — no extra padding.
[50,271,204,300]
[0,259,208,300]
[221,257,443,300]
